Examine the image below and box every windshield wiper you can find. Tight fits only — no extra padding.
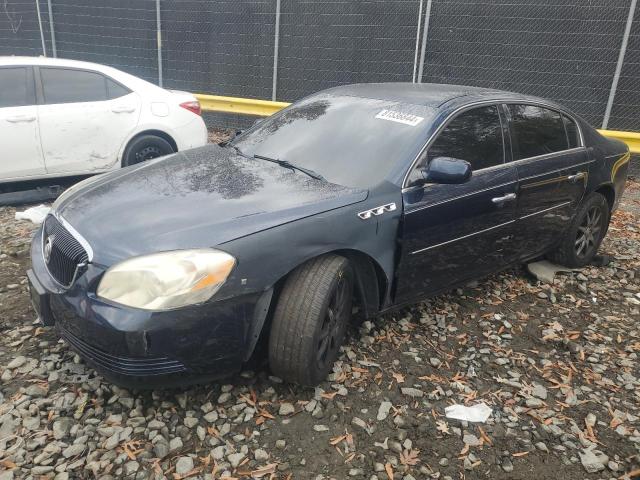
[254,154,326,182]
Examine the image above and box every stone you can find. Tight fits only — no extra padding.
[7,356,27,369]
[400,388,423,398]
[175,457,194,475]
[62,444,85,458]
[377,401,393,421]
[279,403,295,416]
[579,448,608,473]
[254,449,269,462]
[532,384,548,400]
[169,437,183,452]
[53,418,73,440]
[228,452,246,468]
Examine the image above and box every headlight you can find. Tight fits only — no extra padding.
[97,249,236,310]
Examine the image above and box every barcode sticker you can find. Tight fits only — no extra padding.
[375,109,424,126]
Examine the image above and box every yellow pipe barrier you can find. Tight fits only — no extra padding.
[598,129,640,154]
[195,93,639,154]
[195,94,290,117]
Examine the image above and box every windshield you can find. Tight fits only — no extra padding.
[231,94,436,188]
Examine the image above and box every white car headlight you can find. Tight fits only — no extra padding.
[97,249,236,310]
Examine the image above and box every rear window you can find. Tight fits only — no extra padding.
[508,104,568,160]
[0,67,34,108]
[107,78,131,99]
[41,68,109,104]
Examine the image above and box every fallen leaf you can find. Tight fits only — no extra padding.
[385,462,394,480]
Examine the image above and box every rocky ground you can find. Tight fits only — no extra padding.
[0,178,639,480]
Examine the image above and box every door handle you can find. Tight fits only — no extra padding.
[491,193,517,204]
[111,106,135,113]
[567,172,586,183]
[6,115,36,123]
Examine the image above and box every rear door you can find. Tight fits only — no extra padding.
[395,104,518,304]
[0,66,46,179]
[36,67,141,174]
[506,104,589,260]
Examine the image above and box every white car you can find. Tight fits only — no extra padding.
[0,56,208,183]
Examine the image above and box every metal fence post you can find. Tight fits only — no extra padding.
[47,0,57,57]
[156,0,163,87]
[602,0,637,129]
[417,0,433,83]
[35,0,47,56]
[412,0,424,83]
[272,0,281,101]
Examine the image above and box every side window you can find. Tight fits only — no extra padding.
[41,68,109,104]
[106,78,131,99]
[508,105,568,160]
[424,105,504,171]
[0,67,34,108]
[562,114,580,149]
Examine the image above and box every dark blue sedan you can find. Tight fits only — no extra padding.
[28,83,630,388]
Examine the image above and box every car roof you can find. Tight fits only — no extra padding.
[0,55,112,70]
[322,82,546,109]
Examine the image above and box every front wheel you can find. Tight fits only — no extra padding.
[548,192,610,268]
[269,255,354,386]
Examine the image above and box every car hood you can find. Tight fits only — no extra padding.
[55,144,368,266]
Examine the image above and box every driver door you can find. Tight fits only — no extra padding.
[395,104,519,304]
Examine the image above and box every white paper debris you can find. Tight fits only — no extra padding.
[445,402,492,423]
[15,204,51,224]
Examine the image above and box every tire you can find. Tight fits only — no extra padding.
[269,255,354,386]
[122,135,174,167]
[547,192,610,268]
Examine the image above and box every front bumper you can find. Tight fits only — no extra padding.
[29,226,271,389]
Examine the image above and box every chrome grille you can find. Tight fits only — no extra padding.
[43,215,89,287]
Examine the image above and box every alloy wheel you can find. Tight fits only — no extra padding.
[316,275,349,369]
[575,206,602,259]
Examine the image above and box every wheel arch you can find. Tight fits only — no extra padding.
[271,249,387,319]
[120,129,178,167]
[594,183,615,212]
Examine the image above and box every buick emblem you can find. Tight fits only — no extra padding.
[44,235,54,264]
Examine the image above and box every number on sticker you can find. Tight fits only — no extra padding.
[375,109,424,127]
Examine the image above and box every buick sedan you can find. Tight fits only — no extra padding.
[28,83,630,388]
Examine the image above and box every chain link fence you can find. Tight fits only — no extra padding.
[1,0,639,131]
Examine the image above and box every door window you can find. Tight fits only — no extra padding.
[508,105,569,160]
[41,68,110,104]
[409,105,504,184]
[0,67,34,107]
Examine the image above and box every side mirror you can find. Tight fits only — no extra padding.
[420,157,472,185]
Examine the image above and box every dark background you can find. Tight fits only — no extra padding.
[1,0,639,131]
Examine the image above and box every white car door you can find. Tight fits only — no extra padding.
[36,67,141,174]
[0,66,46,180]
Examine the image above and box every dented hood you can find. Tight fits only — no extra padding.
[55,145,368,265]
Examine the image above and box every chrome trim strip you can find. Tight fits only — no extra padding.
[405,180,518,213]
[410,219,516,255]
[52,211,94,262]
[518,159,594,182]
[402,99,586,189]
[410,201,573,255]
[519,201,572,220]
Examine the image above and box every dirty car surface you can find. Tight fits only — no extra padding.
[27,83,631,388]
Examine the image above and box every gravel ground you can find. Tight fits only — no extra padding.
[0,179,639,480]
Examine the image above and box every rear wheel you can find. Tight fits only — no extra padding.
[548,192,610,268]
[122,135,174,167]
[269,255,354,386]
